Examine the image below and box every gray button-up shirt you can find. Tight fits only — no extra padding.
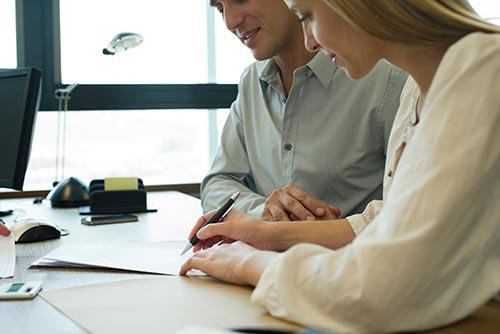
[201,52,407,218]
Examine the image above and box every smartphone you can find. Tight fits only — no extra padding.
[81,214,138,225]
[0,281,43,300]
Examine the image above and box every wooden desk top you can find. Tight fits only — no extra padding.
[1,191,499,333]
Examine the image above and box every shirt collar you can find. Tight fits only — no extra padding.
[308,52,338,87]
[257,52,338,88]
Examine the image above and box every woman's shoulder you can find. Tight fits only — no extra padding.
[424,32,499,125]
[430,32,500,94]
[452,31,500,49]
[441,32,500,72]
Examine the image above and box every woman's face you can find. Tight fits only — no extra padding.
[285,0,384,79]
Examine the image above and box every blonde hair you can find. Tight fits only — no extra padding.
[322,0,500,45]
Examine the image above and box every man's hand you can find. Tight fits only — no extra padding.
[261,184,340,222]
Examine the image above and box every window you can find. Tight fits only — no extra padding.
[20,1,254,190]
[469,0,500,24]
[19,1,499,191]
[0,0,16,68]
[59,0,253,84]
[25,110,212,189]
[25,108,232,190]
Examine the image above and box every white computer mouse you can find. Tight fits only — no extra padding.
[11,218,61,243]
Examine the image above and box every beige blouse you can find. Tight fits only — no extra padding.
[347,78,420,235]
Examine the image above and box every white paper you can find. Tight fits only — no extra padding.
[32,241,204,276]
[0,234,15,278]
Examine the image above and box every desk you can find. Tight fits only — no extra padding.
[0,191,203,333]
[1,191,499,333]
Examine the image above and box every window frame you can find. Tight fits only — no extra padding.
[17,0,237,111]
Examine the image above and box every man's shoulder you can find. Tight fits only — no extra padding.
[364,60,407,85]
[342,60,407,100]
[240,59,270,80]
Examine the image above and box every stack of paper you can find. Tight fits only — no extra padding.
[0,234,15,278]
[32,241,204,276]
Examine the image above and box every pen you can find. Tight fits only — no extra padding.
[180,191,240,255]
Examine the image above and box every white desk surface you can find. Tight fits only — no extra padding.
[0,191,203,333]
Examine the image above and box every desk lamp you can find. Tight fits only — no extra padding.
[47,32,144,207]
[46,83,90,208]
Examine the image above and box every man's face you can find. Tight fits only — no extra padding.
[210,0,301,60]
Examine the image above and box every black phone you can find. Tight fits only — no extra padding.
[81,214,138,225]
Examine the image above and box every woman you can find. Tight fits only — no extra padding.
[181,1,500,332]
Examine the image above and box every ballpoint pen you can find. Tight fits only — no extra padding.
[180,191,240,255]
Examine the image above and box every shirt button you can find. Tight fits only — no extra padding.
[282,98,286,103]
[284,143,292,151]
[388,170,393,177]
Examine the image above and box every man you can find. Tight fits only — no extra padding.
[202,0,407,221]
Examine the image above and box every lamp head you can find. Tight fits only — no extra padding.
[103,32,144,55]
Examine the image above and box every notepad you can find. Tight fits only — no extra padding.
[104,177,138,191]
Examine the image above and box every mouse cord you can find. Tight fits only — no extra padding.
[11,209,27,223]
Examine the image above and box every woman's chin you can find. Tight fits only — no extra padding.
[345,71,366,80]
[340,63,371,80]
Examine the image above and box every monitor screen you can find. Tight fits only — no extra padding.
[0,67,42,190]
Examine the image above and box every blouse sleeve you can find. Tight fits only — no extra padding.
[345,200,383,235]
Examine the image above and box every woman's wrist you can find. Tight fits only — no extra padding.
[242,250,278,286]
[260,221,295,251]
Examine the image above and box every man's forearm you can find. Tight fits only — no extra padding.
[201,176,266,216]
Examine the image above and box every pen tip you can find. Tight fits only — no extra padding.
[180,243,192,256]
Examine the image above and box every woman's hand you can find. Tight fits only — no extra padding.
[179,241,278,286]
[0,222,11,236]
[187,210,274,252]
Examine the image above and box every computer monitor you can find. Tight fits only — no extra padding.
[0,67,42,191]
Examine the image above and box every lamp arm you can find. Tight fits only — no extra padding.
[55,83,79,99]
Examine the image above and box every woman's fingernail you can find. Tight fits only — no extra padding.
[316,208,325,215]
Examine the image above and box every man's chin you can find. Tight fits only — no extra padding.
[247,47,274,61]
[250,52,272,61]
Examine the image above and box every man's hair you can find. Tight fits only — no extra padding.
[322,0,500,45]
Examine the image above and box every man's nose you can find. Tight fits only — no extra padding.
[223,5,244,32]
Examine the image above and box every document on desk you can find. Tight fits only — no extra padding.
[41,276,302,334]
[0,234,15,278]
[31,241,204,276]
